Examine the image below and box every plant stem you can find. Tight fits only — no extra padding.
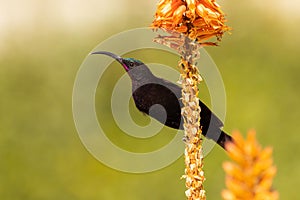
[180,38,206,200]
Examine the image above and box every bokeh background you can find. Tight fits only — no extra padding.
[1,0,300,199]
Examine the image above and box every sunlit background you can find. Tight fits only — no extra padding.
[1,0,300,199]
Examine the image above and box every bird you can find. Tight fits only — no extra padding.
[91,51,232,149]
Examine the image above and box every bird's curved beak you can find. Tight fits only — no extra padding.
[91,51,129,71]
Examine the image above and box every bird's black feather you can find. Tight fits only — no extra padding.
[92,52,233,149]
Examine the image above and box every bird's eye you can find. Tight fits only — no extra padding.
[129,61,134,67]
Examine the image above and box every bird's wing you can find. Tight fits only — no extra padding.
[159,77,224,128]
[157,78,182,98]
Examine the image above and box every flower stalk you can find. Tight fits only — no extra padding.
[151,0,229,199]
[179,38,206,200]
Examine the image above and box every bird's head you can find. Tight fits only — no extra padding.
[91,51,153,81]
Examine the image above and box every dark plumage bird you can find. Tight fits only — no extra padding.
[92,51,232,149]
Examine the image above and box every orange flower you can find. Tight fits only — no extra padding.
[222,130,279,200]
[151,0,230,45]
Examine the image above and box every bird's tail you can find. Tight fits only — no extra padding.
[204,128,233,150]
[216,130,233,150]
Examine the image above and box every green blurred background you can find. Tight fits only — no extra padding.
[1,0,300,199]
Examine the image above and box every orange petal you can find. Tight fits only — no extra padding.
[221,189,235,200]
[262,166,277,180]
[171,0,184,9]
[258,147,273,161]
[186,0,197,20]
[160,2,173,17]
[222,162,244,180]
[225,177,250,198]
[231,130,246,147]
[172,5,186,26]
[225,142,246,166]
[196,3,205,17]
